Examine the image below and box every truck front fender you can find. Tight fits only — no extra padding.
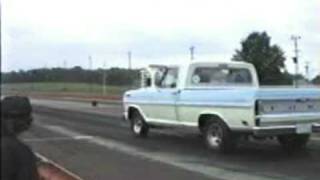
[198,111,230,129]
[126,104,148,121]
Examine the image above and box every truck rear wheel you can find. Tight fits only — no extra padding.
[204,120,237,153]
[130,111,149,137]
[277,134,310,152]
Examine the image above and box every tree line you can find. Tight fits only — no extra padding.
[1,65,317,86]
[1,66,140,86]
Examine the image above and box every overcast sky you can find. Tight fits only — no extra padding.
[2,0,319,78]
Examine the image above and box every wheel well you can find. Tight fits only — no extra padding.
[128,107,139,120]
[198,114,226,130]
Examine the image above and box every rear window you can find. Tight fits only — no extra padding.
[189,67,253,87]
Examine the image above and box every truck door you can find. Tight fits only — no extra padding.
[150,67,179,122]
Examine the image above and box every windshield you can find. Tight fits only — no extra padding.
[190,67,253,87]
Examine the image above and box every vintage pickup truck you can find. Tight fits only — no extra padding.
[123,61,320,153]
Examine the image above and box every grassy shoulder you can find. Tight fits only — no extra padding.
[2,82,136,100]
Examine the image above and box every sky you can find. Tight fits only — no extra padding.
[2,0,319,79]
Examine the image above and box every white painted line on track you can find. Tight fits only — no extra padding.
[311,137,320,141]
[23,136,93,142]
[37,124,296,180]
[43,125,84,137]
[36,152,84,180]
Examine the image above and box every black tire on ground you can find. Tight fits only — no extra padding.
[277,134,310,152]
[203,120,237,153]
[130,111,149,138]
[199,125,206,135]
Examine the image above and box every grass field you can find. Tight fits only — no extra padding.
[1,82,135,97]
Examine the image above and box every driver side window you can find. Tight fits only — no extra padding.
[155,68,178,88]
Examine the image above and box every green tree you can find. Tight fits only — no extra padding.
[313,75,320,85]
[232,31,291,85]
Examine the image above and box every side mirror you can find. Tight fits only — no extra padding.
[170,83,176,88]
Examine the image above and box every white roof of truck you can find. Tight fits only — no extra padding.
[148,60,252,69]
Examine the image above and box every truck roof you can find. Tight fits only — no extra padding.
[144,60,259,88]
[149,60,252,68]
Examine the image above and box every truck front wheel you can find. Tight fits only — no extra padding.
[204,120,237,153]
[277,134,310,151]
[130,111,149,137]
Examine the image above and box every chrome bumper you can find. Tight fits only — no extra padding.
[253,123,320,136]
[253,112,320,136]
[257,112,320,126]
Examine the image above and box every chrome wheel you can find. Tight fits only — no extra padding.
[133,118,143,134]
[206,125,223,149]
[130,111,149,137]
[204,120,237,153]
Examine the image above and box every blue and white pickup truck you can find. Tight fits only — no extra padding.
[123,61,320,153]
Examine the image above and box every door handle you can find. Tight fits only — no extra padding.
[172,90,181,95]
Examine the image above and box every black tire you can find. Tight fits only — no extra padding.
[130,111,149,138]
[203,120,237,153]
[199,125,206,136]
[277,134,310,152]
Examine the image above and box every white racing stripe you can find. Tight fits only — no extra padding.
[37,124,299,180]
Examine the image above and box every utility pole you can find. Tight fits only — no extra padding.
[88,55,93,93]
[128,51,132,69]
[291,35,301,88]
[63,60,67,90]
[63,59,67,69]
[190,46,195,60]
[88,55,92,70]
[102,61,107,95]
[305,61,309,82]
